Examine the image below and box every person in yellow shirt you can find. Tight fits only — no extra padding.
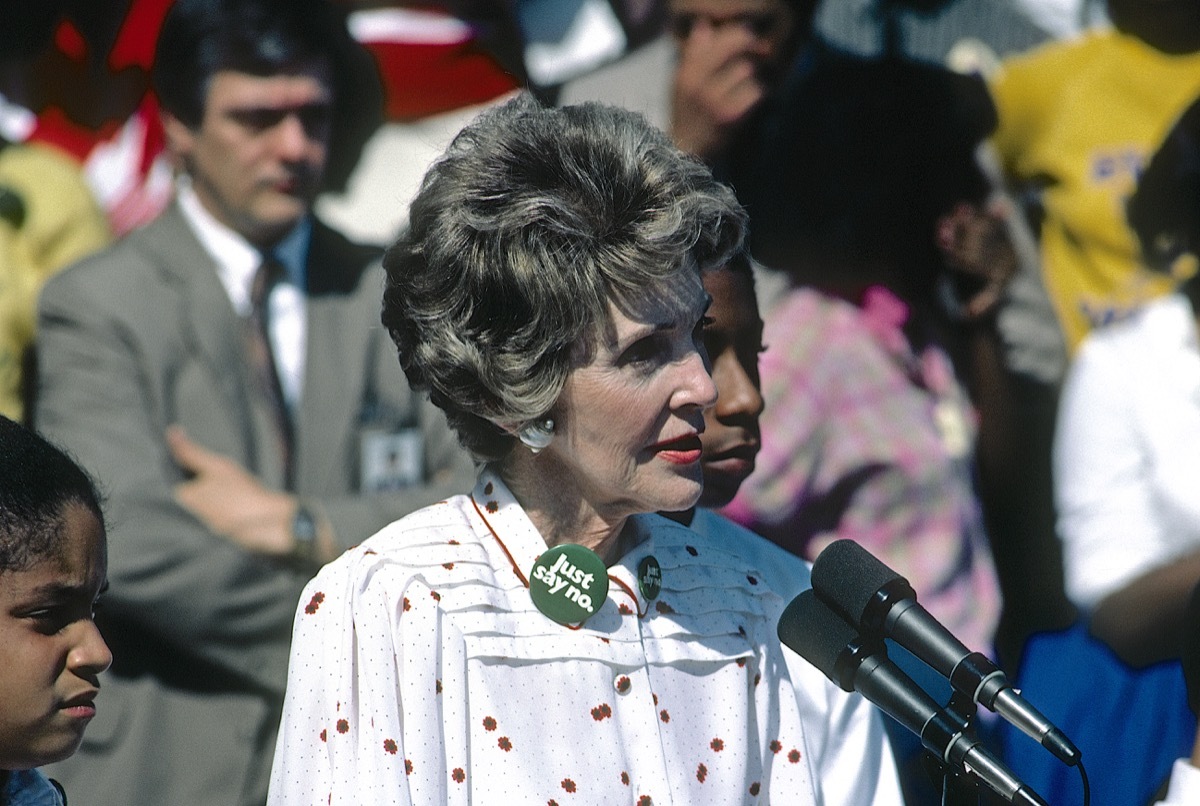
[989,0,1200,352]
[0,4,112,423]
[0,141,110,422]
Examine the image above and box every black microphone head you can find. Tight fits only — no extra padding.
[811,539,912,630]
[779,589,863,693]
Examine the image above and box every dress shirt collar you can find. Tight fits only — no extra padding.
[1,768,64,806]
[176,180,310,315]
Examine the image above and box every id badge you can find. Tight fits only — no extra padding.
[360,427,423,492]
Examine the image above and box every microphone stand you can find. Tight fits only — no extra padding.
[920,692,1002,806]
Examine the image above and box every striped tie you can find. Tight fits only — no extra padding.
[246,253,294,488]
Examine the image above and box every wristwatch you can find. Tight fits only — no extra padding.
[291,503,319,567]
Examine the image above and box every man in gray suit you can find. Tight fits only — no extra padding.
[34,1,474,803]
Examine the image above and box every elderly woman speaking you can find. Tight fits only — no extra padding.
[267,96,901,805]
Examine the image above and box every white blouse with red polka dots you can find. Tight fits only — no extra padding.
[267,469,901,805]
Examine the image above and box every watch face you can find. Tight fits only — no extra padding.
[294,507,318,542]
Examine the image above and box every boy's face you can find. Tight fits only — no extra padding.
[697,267,765,509]
[0,503,110,770]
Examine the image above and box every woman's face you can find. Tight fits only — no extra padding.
[697,267,765,509]
[547,269,718,521]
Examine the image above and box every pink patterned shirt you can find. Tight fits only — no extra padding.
[726,286,1001,656]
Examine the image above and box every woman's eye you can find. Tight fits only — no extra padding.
[621,340,659,367]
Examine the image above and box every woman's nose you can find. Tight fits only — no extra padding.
[679,347,718,411]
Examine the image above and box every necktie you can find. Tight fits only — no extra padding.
[247,253,294,488]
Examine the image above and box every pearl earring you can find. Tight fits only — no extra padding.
[518,419,555,453]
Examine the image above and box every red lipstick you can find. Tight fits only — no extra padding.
[651,433,703,465]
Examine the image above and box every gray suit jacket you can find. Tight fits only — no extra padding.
[36,204,475,806]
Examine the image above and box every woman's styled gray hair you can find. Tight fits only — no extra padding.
[382,94,747,462]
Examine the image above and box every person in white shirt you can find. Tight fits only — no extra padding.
[1050,93,1200,804]
[267,94,903,805]
[1061,93,1200,669]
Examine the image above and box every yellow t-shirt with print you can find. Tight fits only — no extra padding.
[991,29,1200,352]
[0,142,110,421]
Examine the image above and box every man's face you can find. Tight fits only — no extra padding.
[669,0,801,77]
[165,60,333,246]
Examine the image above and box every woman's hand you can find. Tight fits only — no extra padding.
[936,199,1020,321]
[1089,549,1200,668]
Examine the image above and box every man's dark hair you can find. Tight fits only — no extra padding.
[0,416,103,574]
[152,0,381,190]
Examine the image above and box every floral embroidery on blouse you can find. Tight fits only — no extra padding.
[304,592,324,614]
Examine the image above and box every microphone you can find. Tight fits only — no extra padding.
[780,589,1050,806]
[810,539,1080,766]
